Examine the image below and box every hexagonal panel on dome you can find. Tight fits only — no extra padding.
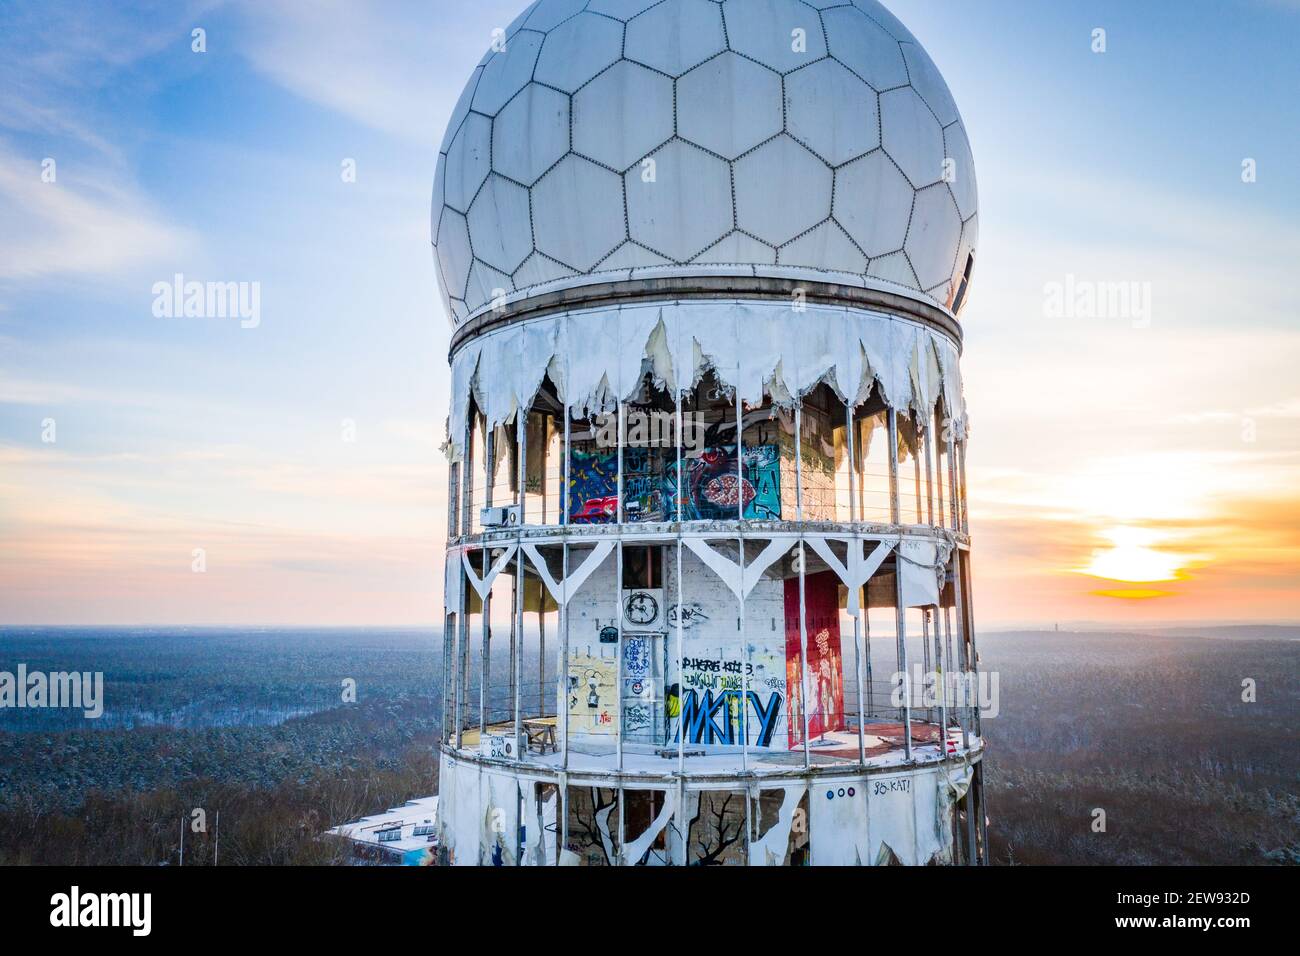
[722,0,828,74]
[534,12,624,93]
[514,250,577,290]
[573,61,675,171]
[833,151,914,258]
[904,184,962,290]
[943,121,977,221]
[532,155,627,271]
[431,156,446,238]
[433,0,977,322]
[867,250,918,289]
[625,0,727,77]
[779,221,867,275]
[627,139,734,262]
[734,135,833,247]
[852,0,917,44]
[467,259,515,309]
[677,52,783,160]
[524,0,586,32]
[587,0,662,21]
[785,59,880,166]
[443,112,492,212]
[595,241,672,271]
[696,231,777,265]
[492,84,570,186]
[472,30,544,116]
[467,175,534,274]
[436,208,473,301]
[880,87,945,188]
[900,41,959,126]
[440,65,483,154]
[821,6,909,92]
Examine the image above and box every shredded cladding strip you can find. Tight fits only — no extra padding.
[445,299,966,463]
[437,751,974,866]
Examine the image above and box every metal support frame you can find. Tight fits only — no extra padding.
[440,329,984,867]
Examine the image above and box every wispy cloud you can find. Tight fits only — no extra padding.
[0,141,197,280]
[236,0,445,143]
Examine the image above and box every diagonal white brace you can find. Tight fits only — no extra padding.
[804,536,895,614]
[461,543,518,600]
[521,539,615,607]
[682,536,790,602]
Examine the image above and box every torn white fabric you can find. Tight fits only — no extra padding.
[521,782,544,866]
[481,770,520,866]
[447,301,966,459]
[446,757,482,866]
[444,546,464,612]
[867,771,919,865]
[622,788,678,866]
[810,780,872,865]
[749,784,806,866]
[897,537,954,608]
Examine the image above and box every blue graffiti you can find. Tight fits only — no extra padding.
[676,688,781,748]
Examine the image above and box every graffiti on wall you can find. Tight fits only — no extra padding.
[784,571,845,748]
[567,449,619,524]
[568,445,781,524]
[667,648,786,748]
[568,651,618,736]
[665,444,781,521]
[621,634,661,743]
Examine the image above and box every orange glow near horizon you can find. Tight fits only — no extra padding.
[1077,526,1190,585]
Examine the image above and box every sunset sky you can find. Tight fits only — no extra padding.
[1,0,1297,627]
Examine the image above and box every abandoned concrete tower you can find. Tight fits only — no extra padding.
[434,0,985,865]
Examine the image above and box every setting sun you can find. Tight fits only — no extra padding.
[1078,526,1189,584]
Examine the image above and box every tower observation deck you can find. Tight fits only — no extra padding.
[433,0,986,866]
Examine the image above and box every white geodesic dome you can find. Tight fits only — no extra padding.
[432,0,978,325]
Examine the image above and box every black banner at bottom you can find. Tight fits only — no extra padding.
[0,865,1279,943]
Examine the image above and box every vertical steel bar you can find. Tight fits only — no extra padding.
[514,410,525,756]
[923,425,935,527]
[846,404,866,767]
[736,384,749,771]
[559,313,572,859]
[673,335,686,865]
[614,396,626,861]
[933,409,946,529]
[888,409,911,759]
[480,426,493,733]
[794,401,811,769]
[952,552,971,750]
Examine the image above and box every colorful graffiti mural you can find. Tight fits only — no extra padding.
[665,444,781,521]
[568,445,780,524]
[784,571,845,748]
[567,448,619,524]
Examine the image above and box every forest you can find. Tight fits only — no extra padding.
[0,626,1294,865]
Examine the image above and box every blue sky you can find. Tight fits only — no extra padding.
[1,0,1297,625]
